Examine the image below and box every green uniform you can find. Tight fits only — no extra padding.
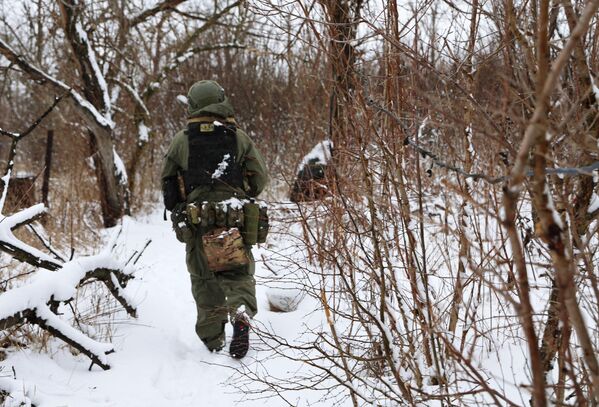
[162,112,268,351]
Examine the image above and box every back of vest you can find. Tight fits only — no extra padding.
[183,122,244,195]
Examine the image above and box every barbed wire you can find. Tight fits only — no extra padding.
[368,98,599,184]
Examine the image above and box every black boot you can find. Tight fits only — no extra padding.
[229,316,250,359]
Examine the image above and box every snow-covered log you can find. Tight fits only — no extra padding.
[0,255,136,370]
[0,204,62,271]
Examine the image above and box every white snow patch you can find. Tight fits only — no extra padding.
[113,149,128,185]
[218,197,245,210]
[0,204,57,264]
[466,124,475,158]
[0,254,131,321]
[544,183,563,229]
[75,23,111,121]
[138,121,150,143]
[0,168,12,212]
[176,95,188,105]
[37,305,114,365]
[176,51,194,64]
[266,287,305,312]
[211,154,230,179]
[592,75,599,100]
[588,192,599,214]
[0,376,34,407]
[297,139,333,173]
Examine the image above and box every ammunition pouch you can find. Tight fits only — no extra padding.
[257,205,269,244]
[242,202,259,245]
[186,200,269,245]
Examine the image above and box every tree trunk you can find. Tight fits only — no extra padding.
[42,129,53,208]
[89,128,125,227]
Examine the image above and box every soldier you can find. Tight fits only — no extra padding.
[161,80,268,358]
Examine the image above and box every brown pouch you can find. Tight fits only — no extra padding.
[202,227,249,272]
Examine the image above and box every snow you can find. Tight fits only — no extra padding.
[113,149,128,185]
[75,23,112,122]
[0,128,19,138]
[0,376,33,407]
[0,168,12,212]
[1,211,336,407]
[0,254,130,320]
[176,95,188,105]
[0,203,58,265]
[0,37,114,129]
[265,286,305,312]
[593,75,599,100]
[466,124,475,158]
[0,194,580,406]
[297,139,333,173]
[588,192,599,214]
[138,121,150,143]
[72,92,115,129]
[36,305,114,365]
[211,154,230,179]
[176,51,194,63]
[544,183,563,229]
[122,82,149,117]
[218,197,245,210]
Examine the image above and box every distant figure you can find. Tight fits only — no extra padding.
[161,80,268,358]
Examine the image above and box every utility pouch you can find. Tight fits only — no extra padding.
[215,203,227,227]
[226,205,244,228]
[187,203,200,224]
[257,205,269,243]
[202,227,249,272]
[171,207,193,243]
[242,202,259,245]
[200,202,216,227]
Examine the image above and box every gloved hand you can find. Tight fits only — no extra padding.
[170,203,193,243]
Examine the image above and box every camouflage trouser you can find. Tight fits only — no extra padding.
[185,230,257,351]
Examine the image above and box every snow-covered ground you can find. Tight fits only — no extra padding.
[1,208,338,407]
[3,196,594,406]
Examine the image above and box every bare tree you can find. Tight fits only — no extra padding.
[0,0,243,226]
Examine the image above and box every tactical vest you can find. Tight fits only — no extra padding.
[183,122,244,195]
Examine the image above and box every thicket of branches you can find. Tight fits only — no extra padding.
[246,0,599,406]
[2,0,599,406]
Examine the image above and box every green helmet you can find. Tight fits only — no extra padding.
[187,80,234,118]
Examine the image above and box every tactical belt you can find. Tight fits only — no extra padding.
[186,200,268,245]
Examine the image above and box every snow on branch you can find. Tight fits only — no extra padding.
[0,97,65,270]
[74,22,112,120]
[0,254,136,370]
[0,204,62,271]
[0,38,114,129]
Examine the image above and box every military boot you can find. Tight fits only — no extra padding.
[229,313,250,359]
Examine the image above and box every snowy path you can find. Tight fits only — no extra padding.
[2,210,335,407]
